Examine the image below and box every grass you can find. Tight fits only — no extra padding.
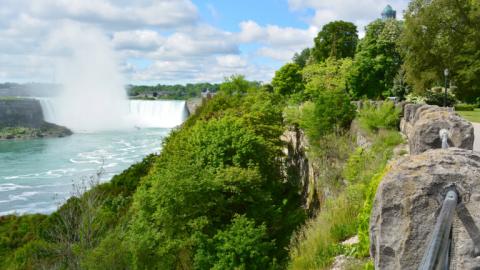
[457,108,480,123]
[288,102,405,270]
[288,130,403,270]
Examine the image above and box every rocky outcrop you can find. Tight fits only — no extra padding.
[370,148,480,269]
[282,127,316,210]
[0,98,45,128]
[400,104,474,154]
[0,98,72,140]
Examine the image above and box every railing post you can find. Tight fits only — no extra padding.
[419,190,458,270]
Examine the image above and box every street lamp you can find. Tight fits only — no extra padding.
[444,69,449,107]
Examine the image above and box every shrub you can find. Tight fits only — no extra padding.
[454,103,476,111]
[297,91,356,142]
[357,101,401,133]
[424,87,457,106]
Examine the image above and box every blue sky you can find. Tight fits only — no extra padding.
[0,0,409,85]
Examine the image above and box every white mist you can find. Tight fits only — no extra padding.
[46,23,130,132]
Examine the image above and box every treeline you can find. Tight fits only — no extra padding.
[127,83,221,100]
[285,0,479,104]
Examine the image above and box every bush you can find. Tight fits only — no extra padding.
[454,103,476,111]
[424,87,457,106]
[294,91,356,142]
[357,101,401,133]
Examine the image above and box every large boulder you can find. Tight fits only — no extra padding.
[400,104,474,154]
[409,106,474,154]
[370,148,480,269]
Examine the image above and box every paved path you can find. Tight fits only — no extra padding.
[473,123,480,151]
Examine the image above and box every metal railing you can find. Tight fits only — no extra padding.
[418,190,458,270]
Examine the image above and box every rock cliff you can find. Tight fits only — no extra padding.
[0,98,71,139]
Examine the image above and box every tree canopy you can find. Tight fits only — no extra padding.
[271,63,304,96]
[312,21,358,63]
[400,0,480,102]
[349,19,404,99]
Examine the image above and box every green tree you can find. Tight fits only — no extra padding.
[292,48,312,68]
[271,63,304,96]
[193,215,275,270]
[349,19,404,99]
[312,21,358,63]
[400,0,480,102]
[302,57,353,99]
[219,75,259,95]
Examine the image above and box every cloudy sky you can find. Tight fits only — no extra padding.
[0,0,409,85]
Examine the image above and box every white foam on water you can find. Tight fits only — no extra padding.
[0,183,31,192]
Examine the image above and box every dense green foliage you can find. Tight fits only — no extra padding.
[349,19,404,99]
[357,101,401,133]
[312,21,358,63]
[218,75,261,95]
[127,89,304,269]
[288,105,403,269]
[272,63,304,96]
[292,48,311,68]
[400,0,480,102]
[128,82,220,99]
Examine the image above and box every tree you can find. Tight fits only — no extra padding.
[302,57,353,99]
[292,48,311,68]
[312,21,358,63]
[271,63,304,96]
[348,19,404,99]
[219,75,259,95]
[400,0,480,102]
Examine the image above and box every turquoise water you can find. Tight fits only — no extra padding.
[0,128,170,215]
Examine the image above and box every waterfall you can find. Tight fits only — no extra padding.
[129,100,189,128]
[37,98,188,130]
[37,98,59,124]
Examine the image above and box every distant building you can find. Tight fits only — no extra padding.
[381,5,397,20]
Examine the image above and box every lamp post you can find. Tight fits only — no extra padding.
[444,69,449,107]
[443,68,448,107]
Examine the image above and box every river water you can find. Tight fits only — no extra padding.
[0,99,189,215]
[0,128,171,215]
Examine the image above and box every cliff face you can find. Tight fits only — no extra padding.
[0,99,44,128]
[0,98,72,139]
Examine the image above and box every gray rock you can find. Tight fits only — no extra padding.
[0,98,44,128]
[408,105,473,154]
[370,148,480,269]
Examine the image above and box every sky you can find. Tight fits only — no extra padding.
[0,0,410,85]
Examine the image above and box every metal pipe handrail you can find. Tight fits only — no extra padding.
[418,190,458,270]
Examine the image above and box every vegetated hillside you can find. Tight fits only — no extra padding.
[0,74,404,270]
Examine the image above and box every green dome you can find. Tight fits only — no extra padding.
[381,5,396,19]
[383,5,393,13]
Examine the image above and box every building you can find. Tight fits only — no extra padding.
[381,5,397,20]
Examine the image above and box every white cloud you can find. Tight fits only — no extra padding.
[113,30,164,51]
[0,0,411,84]
[288,0,409,36]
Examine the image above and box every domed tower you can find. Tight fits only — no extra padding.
[381,5,397,20]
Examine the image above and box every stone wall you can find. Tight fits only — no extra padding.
[400,104,474,154]
[0,98,45,128]
[370,105,480,269]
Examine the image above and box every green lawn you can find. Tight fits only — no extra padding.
[457,109,480,123]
